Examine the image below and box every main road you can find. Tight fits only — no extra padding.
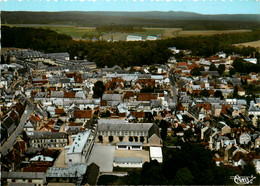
[0,98,34,155]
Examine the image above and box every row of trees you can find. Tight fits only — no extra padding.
[2,26,260,68]
[98,135,145,142]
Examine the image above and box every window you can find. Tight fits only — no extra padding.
[28,179,32,183]
[12,179,16,182]
[69,159,72,162]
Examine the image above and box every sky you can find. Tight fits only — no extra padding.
[1,0,259,15]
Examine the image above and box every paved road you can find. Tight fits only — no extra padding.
[0,100,34,155]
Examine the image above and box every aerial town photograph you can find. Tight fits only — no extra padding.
[0,0,260,185]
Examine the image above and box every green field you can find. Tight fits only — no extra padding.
[4,24,252,41]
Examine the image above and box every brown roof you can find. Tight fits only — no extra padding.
[23,167,48,172]
[123,91,135,100]
[130,111,145,118]
[64,92,76,98]
[47,119,55,126]
[136,79,155,87]
[232,151,244,162]
[55,108,65,115]
[31,115,41,123]
[137,93,158,101]
[176,103,185,111]
[177,62,187,67]
[74,110,93,118]
[66,72,75,78]
[237,86,244,92]
[221,104,232,115]
[74,75,83,83]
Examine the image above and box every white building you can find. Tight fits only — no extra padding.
[147,36,157,41]
[116,142,142,150]
[113,157,143,168]
[65,130,95,165]
[126,35,142,41]
[150,146,163,163]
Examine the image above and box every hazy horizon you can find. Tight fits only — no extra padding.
[1,0,260,15]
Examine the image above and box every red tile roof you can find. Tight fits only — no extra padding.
[137,93,158,101]
[74,110,93,118]
[64,92,76,98]
[55,108,65,115]
[74,75,83,83]
[130,111,145,118]
[23,167,48,172]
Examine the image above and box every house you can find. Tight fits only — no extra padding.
[46,164,88,184]
[239,133,251,145]
[150,146,163,163]
[232,151,247,168]
[113,157,143,168]
[116,142,142,150]
[1,172,46,185]
[215,121,231,136]
[29,131,68,148]
[126,35,142,41]
[73,110,93,123]
[253,158,260,174]
[97,122,162,146]
[248,101,260,127]
[65,130,96,165]
[255,137,260,149]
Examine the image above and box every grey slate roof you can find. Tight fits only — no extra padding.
[46,164,87,178]
[1,172,45,179]
[116,142,142,146]
[97,123,153,132]
[114,157,142,164]
[29,131,67,139]
[102,94,122,101]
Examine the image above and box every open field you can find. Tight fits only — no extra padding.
[3,24,252,40]
[178,29,251,37]
[234,40,260,50]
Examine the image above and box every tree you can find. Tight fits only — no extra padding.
[173,167,194,185]
[214,90,224,99]
[140,136,145,142]
[108,136,113,142]
[200,89,210,97]
[69,118,75,122]
[229,68,236,76]
[141,160,163,185]
[190,67,201,76]
[98,135,103,143]
[129,136,133,142]
[1,55,5,64]
[209,63,217,71]
[160,120,168,141]
[233,85,238,98]
[119,136,124,142]
[93,81,105,98]
[217,64,225,75]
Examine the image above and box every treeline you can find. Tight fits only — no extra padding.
[96,25,145,33]
[2,11,260,30]
[2,26,72,53]
[233,58,260,74]
[2,26,260,68]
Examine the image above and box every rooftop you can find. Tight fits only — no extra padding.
[114,157,142,164]
[150,147,163,158]
[68,130,91,154]
[46,163,87,178]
